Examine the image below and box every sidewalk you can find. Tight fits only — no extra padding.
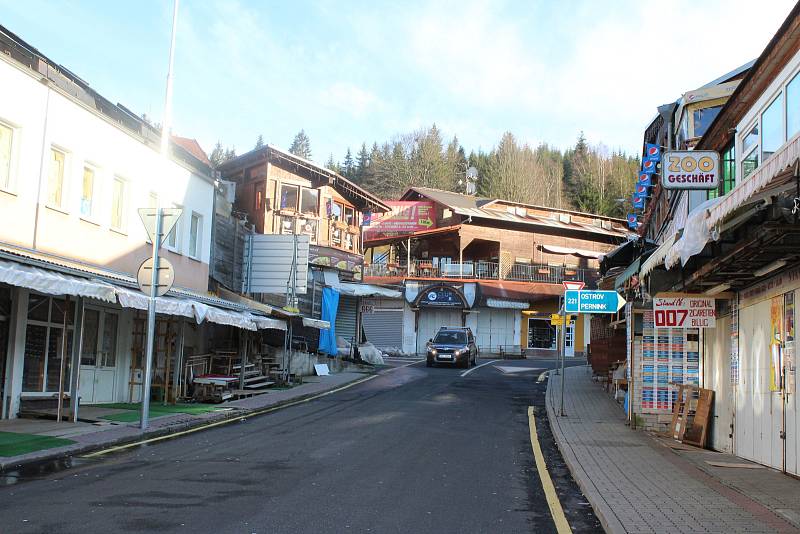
[0,371,369,472]
[547,365,800,534]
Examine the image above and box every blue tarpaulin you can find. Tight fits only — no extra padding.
[318,287,339,355]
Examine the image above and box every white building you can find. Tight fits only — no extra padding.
[0,26,282,419]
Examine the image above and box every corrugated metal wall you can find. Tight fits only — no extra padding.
[335,295,358,345]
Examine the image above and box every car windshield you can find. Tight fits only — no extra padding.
[434,331,467,344]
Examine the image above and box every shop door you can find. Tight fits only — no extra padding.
[784,290,798,476]
[705,314,734,453]
[79,309,119,404]
[476,309,516,353]
[0,287,9,418]
[417,309,462,354]
[564,320,575,357]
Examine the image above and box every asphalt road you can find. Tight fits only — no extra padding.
[0,358,600,534]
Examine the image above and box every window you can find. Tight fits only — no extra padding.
[787,71,800,141]
[693,105,722,138]
[48,148,66,208]
[709,143,735,200]
[80,309,118,368]
[300,188,319,215]
[761,93,784,161]
[111,177,126,230]
[189,212,202,259]
[165,205,181,250]
[298,217,318,243]
[279,184,299,211]
[330,201,344,222]
[80,165,95,217]
[345,206,355,227]
[0,122,13,190]
[741,124,759,180]
[22,296,74,393]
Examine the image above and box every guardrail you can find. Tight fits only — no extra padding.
[364,260,598,284]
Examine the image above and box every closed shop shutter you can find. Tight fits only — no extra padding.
[475,309,517,353]
[363,310,403,350]
[335,295,359,344]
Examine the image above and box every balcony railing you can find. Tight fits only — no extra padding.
[364,259,599,285]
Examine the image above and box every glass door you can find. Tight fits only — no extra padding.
[79,309,119,404]
[565,319,575,357]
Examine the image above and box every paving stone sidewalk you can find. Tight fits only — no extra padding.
[547,365,800,534]
[0,371,368,472]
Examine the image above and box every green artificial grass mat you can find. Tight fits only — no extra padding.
[98,410,172,423]
[0,431,76,457]
[92,402,221,415]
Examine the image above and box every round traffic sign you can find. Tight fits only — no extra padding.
[137,256,175,297]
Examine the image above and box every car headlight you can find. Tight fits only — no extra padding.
[428,348,437,356]
[453,349,462,356]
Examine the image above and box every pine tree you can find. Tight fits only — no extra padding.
[255,134,264,149]
[354,143,370,184]
[209,141,225,167]
[342,148,355,180]
[325,154,339,173]
[289,129,312,159]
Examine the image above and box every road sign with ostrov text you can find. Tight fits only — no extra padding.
[137,256,175,297]
[564,289,626,314]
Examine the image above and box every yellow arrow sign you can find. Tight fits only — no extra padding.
[418,218,433,228]
[550,314,573,326]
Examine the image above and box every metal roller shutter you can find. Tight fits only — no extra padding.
[335,295,359,344]
[417,309,462,354]
[363,310,403,350]
[475,309,517,353]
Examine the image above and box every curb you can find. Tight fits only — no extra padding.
[0,371,377,473]
[545,369,626,534]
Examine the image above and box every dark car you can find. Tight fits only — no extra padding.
[426,327,478,368]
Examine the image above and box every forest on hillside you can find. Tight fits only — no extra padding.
[212,125,640,218]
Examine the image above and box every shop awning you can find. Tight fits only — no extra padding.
[302,317,331,329]
[613,258,640,290]
[249,314,288,331]
[0,259,117,302]
[193,301,257,331]
[339,282,401,298]
[486,298,529,309]
[706,139,800,231]
[640,232,678,279]
[115,286,196,318]
[539,244,605,259]
[665,197,722,269]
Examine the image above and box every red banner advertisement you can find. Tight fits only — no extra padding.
[363,201,437,241]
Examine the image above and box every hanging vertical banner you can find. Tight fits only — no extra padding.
[785,291,796,394]
[644,143,662,162]
[770,296,783,392]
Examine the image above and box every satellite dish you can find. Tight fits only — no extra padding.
[466,166,478,179]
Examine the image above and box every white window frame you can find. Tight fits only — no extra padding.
[188,211,202,260]
[47,146,70,212]
[0,118,19,194]
[110,176,128,233]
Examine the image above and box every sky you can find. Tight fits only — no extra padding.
[1,0,796,165]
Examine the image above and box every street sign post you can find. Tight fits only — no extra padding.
[137,207,182,430]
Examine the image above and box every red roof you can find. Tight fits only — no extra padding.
[172,136,211,166]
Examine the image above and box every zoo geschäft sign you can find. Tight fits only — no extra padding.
[653,297,716,328]
[662,151,719,190]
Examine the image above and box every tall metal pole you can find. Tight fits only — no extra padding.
[559,307,567,417]
[141,208,163,430]
[159,0,180,157]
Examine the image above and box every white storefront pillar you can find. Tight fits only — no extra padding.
[401,302,416,355]
[5,288,29,419]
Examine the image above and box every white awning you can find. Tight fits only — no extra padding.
[250,314,287,331]
[640,232,678,279]
[0,259,117,302]
[338,282,402,298]
[115,286,196,318]
[539,244,604,259]
[486,298,529,309]
[706,137,800,231]
[303,317,331,329]
[665,197,722,269]
[193,301,257,331]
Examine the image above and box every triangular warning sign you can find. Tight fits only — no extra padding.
[138,208,183,246]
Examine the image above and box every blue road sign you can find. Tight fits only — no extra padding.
[564,290,626,314]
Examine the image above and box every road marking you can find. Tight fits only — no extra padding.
[528,406,571,534]
[537,370,550,383]
[394,359,425,368]
[82,373,381,458]
[459,359,500,377]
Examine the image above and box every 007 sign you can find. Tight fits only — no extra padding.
[653,297,716,328]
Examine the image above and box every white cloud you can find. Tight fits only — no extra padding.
[319,82,381,118]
